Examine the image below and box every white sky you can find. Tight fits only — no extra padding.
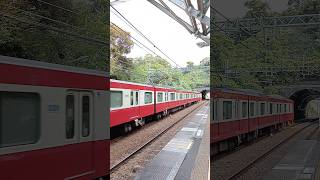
[110,0,210,67]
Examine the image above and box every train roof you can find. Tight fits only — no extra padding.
[212,87,264,96]
[212,87,292,101]
[111,79,200,93]
[0,55,108,77]
[111,79,154,88]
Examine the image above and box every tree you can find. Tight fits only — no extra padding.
[244,0,271,18]
[186,61,194,70]
[287,0,320,15]
[200,57,210,67]
[110,24,134,80]
[131,55,173,85]
[0,0,108,71]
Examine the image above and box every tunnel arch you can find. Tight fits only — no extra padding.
[289,89,320,120]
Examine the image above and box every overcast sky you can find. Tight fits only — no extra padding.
[110,0,209,67]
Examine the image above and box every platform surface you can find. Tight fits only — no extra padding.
[263,140,320,180]
[134,103,210,180]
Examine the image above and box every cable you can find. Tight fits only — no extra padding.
[111,22,158,56]
[1,12,107,46]
[35,0,108,29]
[110,4,181,68]
[36,0,79,15]
[212,22,252,50]
[212,6,264,46]
[12,6,103,39]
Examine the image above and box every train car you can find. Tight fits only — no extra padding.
[110,80,155,133]
[110,79,201,133]
[211,88,294,155]
[0,55,109,180]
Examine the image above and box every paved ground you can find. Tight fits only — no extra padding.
[134,104,210,180]
[263,140,320,180]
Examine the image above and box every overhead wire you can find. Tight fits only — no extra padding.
[110,4,181,68]
[11,5,103,39]
[1,2,107,46]
[212,7,261,40]
[210,4,272,77]
[1,12,107,46]
[110,21,158,56]
[36,0,79,15]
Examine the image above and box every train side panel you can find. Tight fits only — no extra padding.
[211,88,294,152]
[0,56,109,179]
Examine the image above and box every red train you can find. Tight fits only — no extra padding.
[110,79,202,133]
[0,55,109,179]
[211,88,294,155]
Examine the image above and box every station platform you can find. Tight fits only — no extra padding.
[134,103,210,180]
[263,140,320,180]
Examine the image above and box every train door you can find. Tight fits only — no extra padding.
[66,91,94,177]
[133,90,140,117]
[276,104,280,128]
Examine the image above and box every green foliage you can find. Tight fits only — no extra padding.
[128,55,209,90]
[244,0,271,18]
[211,0,320,94]
[110,24,134,80]
[0,0,108,71]
[109,22,209,90]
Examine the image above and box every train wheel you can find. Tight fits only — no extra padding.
[96,176,109,180]
[123,123,132,134]
[140,118,145,126]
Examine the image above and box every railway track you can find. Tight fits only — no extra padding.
[110,101,208,173]
[212,134,269,162]
[227,121,317,180]
[212,119,317,162]
[305,125,319,140]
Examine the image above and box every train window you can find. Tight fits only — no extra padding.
[235,101,238,118]
[176,93,179,100]
[135,92,139,105]
[0,92,40,148]
[130,91,134,106]
[145,92,153,104]
[250,102,255,117]
[289,104,291,112]
[111,91,123,108]
[255,102,259,116]
[212,100,214,121]
[82,96,90,137]
[223,101,232,120]
[242,102,248,118]
[260,103,265,115]
[212,100,216,121]
[180,93,183,99]
[170,93,175,101]
[157,92,163,103]
[284,104,287,112]
[269,103,273,114]
[66,95,75,139]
